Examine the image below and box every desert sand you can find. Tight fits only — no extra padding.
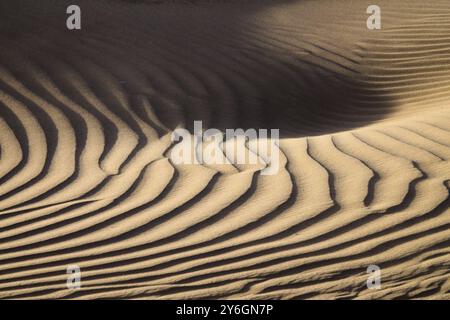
[0,0,449,299]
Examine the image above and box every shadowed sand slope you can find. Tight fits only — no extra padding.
[0,0,449,299]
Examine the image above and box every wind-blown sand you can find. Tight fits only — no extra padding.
[0,0,450,299]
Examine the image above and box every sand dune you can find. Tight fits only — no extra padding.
[0,0,449,299]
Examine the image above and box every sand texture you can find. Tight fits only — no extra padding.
[0,0,450,299]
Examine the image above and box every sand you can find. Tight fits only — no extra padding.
[0,0,449,299]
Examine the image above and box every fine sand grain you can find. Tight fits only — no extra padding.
[0,0,449,299]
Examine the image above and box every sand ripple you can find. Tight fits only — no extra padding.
[0,0,449,299]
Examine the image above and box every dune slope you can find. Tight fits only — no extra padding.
[0,0,449,299]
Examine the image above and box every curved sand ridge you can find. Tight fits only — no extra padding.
[0,0,449,299]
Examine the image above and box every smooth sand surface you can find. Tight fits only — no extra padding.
[0,0,450,299]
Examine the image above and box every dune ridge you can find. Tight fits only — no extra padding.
[0,0,449,299]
